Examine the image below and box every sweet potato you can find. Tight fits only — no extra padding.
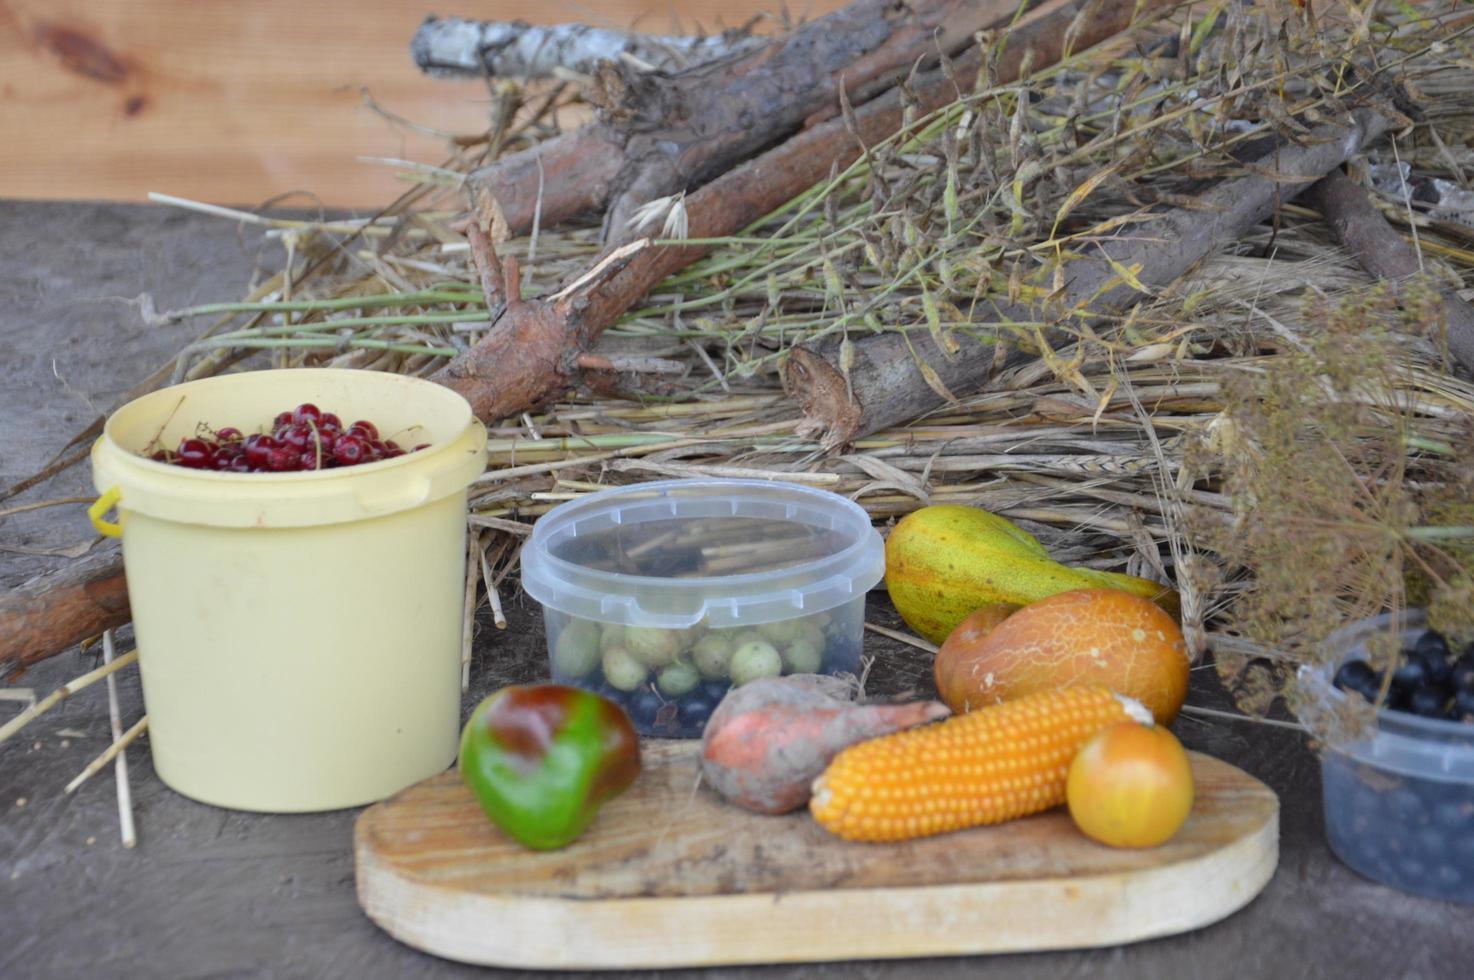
[700,675,949,814]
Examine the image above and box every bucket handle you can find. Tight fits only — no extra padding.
[89,485,124,538]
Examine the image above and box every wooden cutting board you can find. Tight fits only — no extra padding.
[355,740,1278,970]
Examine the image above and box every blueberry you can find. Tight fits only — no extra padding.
[1432,865,1464,892]
[1450,686,1474,719]
[1390,787,1424,824]
[1415,651,1453,687]
[1334,660,1378,697]
[1385,686,1413,714]
[1414,630,1451,663]
[1410,684,1452,719]
[1397,857,1428,882]
[1393,657,1428,690]
[700,680,730,703]
[1417,825,1447,858]
[1454,830,1474,868]
[679,695,717,730]
[626,688,665,730]
[1434,800,1474,831]
[1453,659,1474,693]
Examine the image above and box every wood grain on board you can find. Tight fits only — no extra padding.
[355,739,1280,970]
[0,1,846,208]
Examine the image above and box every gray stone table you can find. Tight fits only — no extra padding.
[1,202,1469,979]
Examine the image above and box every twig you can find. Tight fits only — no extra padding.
[100,631,136,847]
[466,514,534,535]
[478,532,508,630]
[64,715,148,795]
[0,496,93,519]
[863,621,940,654]
[573,353,688,375]
[1179,704,1305,732]
[0,650,139,746]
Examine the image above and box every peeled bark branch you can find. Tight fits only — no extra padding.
[1303,169,1474,376]
[785,109,1395,449]
[411,16,765,79]
[436,0,1179,421]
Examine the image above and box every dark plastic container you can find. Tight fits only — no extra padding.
[1299,611,1474,904]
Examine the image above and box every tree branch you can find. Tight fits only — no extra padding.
[784,109,1395,449]
[1303,169,1474,376]
[411,16,766,80]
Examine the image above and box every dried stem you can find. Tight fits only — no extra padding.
[64,715,148,795]
[0,649,139,746]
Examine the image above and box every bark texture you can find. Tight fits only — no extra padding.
[1303,169,1474,376]
[463,0,1031,240]
[0,546,129,679]
[785,110,1395,449]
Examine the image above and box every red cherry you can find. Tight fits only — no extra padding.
[244,435,274,468]
[266,447,297,472]
[229,458,253,473]
[298,450,322,470]
[412,443,431,452]
[177,438,213,469]
[274,411,295,428]
[149,450,168,462]
[279,425,310,451]
[347,420,379,441]
[216,427,243,443]
[320,413,342,432]
[333,437,367,466]
[293,403,322,425]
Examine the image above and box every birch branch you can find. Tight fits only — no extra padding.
[411,16,764,80]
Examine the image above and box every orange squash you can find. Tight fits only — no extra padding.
[932,588,1189,723]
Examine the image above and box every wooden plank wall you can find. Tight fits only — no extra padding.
[0,1,844,208]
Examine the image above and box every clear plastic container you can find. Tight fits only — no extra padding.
[1298,611,1474,904]
[521,479,885,737]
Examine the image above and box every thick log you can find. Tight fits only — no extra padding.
[436,0,1178,421]
[464,127,630,241]
[0,545,129,679]
[464,0,1033,240]
[784,109,1394,449]
[1303,169,1474,376]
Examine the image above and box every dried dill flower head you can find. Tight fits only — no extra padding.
[1208,282,1473,722]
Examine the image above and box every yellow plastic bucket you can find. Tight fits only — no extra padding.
[89,369,487,812]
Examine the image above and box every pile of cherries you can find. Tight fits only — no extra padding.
[145,403,428,473]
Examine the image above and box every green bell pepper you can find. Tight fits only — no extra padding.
[459,684,641,850]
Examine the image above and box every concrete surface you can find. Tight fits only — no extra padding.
[1,201,1471,979]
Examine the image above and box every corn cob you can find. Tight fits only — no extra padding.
[809,684,1151,842]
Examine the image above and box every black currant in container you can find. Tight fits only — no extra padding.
[520,480,885,737]
[1299,610,1474,905]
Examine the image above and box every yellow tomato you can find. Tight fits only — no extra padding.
[1066,721,1194,848]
